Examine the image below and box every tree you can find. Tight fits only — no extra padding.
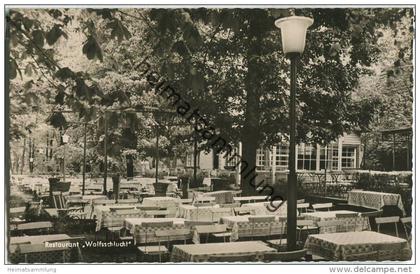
[8,8,413,184]
[126,8,413,194]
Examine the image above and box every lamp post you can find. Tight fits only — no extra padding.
[275,15,313,251]
[62,133,70,183]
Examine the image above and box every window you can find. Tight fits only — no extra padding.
[297,144,317,170]
[225,146,240,168]
[186,153,200,167]
[256,148,266,169]
[342,146,357,169]
[320,144,339,171]
[270,145,289,171]
[276,145,289,168]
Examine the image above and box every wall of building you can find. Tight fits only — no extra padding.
[187,133,363,173]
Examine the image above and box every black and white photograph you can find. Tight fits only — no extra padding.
[2,1,416,270]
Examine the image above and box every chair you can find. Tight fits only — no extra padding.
[248,216,276,240]
[375,216,400,237]
[360,210,383,231]
[265,220,287,250]
[234,207,255,216]
[360,210,383,218]
[93,199,116,205]
[137,221,174,262]
[155,228,191,246]
[109,206,136,212]
[181,198,193,204]
[400,217,412,241]
[317,220,346,233]
[153,228,191,261]
[184,220,214,228]
[296,220,317,243]
[311,203,333,212]
[297,203,310,215]
[219,203,241,208]
[193,196,216,206]
[207,253,257,262]
[195,224,228,243]
[262,249,307,262]
[210,208,233,222]
[13,221,53,235]
[296,199,305,204]
[117,199,139,204]
[144,210,170,218]
[248,216,276,223]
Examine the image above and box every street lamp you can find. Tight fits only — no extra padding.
[62,133,69,183]
[275,15,313,251]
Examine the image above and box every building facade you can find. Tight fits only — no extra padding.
[186,133,363,172]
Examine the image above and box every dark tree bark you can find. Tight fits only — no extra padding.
[21,138,26,174]
[126,154,134,178]
[240,14,265,196]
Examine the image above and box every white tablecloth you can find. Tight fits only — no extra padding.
[348,190,406,215]
[171,241,276,262]
[302,210,370,233]
[93,204,142,231]
[124,217,186,233]
[241,201,288,216]
[304,231,410,261]
[176,205,233,222]
[10,234,72,253]
[221,215,281,228]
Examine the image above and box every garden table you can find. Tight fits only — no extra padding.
[9,234,81,263]
[93,204,142,231]
[233,196,267,204]
[124,217,186,234]
[142,196,181,208]
[171,241,276,262]
[220,215,284,228]
[10,207,26,217]
[304,231,410,261]
[347,190,406,215]
[301,210,370,233]
[142,196,181,216]
[131,221,187,244]
[176,204,233,222]
[202,190,235,204]
[230,220,286,241]
[241,201,288,216]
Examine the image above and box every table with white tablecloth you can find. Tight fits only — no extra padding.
[347,190,406,215]
[93,204,142,231]
[229,220,286,241]
[233,196,267,204]
[171,241,276,262]
[176,204,233,222]
[304,231,411,261]
[241,201,288,216]
[142,196,181,216]
[131,220,188,244]
[301,210,370,233]
[9,234,76,263]
[124,217,186,234]
[220,215,283,229]
[202,190,236,204]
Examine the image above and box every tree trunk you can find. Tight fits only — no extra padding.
[21,138,26,174]
[126,155,134,178]
[240,17,264,196]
